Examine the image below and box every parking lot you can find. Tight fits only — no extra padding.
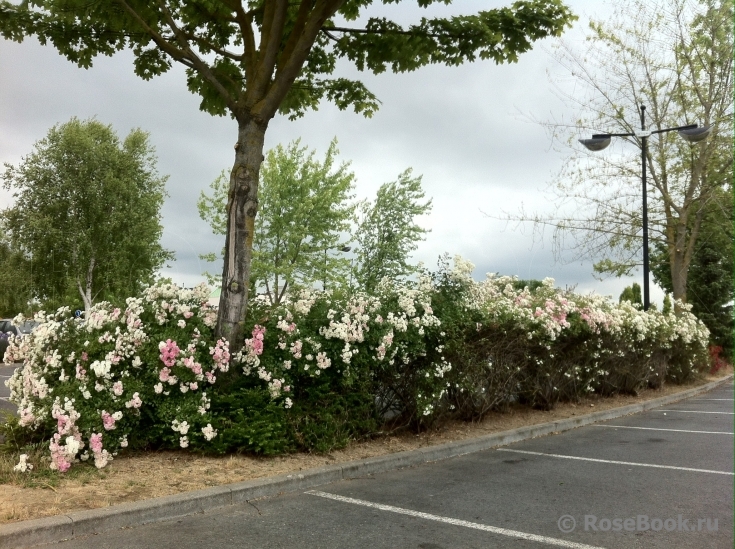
[48,381,733,549]
[0,364,17,416]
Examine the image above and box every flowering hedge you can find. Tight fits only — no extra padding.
[236,279,447,415]
[203,278,450,454]
[4,256,710,472]
[433,256,710,413]
[4,284,227,471]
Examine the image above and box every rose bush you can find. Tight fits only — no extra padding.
[3,256,711,472]
[4,284,227,471]
[434,255,710,412]
[206,276,449,455]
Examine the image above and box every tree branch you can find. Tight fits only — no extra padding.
[276,0,314,72]
[113,0,195,69]
[153,0,241,113]
[250,0,289,103]
[231,1,258,86]
[277,280,289,304]
[322,25,439,38]
[184,31,244,62]
[258,0,343,119]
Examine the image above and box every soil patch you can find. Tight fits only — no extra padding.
[1,370,731,525]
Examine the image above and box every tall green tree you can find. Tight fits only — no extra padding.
[354,169,432,292]
[652,184,734,358]
[0,0,575,348]
[1,118,172,316]
[505,0,732,305]
[618,282,642,306]
[199,139,355,303]
[0,236,32,317]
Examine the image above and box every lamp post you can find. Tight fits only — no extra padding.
[579,105,711,310]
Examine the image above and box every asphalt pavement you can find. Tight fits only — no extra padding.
[0,364,18,416]
[41,381,733,549]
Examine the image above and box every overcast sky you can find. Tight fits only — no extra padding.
[0,0,667,305]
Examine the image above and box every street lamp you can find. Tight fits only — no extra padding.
[579,105,711,311]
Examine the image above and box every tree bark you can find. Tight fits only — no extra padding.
[216,116,268,349]
[77,256,95,318]
[670,242,688,305]
[663,142,712,308]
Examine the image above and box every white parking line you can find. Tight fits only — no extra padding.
[306,490,607,549]
[657,410,734,415]
[691,399,732,401]
[593,425,734,435]
[496,448,734,476]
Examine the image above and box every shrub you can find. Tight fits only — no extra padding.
[707,346,730,375]
[230,280,448,433]
[4,284,226,470]
[206,386,293,455]
[431,256,710,409]
[3,256,712,472]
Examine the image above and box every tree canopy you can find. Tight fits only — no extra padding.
[1,118,172,315]
[0,0,576,348]
[619,283,642,307]
[0,0,576,121]
[0,237,32,317]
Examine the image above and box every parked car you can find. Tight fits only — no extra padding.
[0,318,36,363]
[0,319,18,334]
[16,320,38,336]
[0,319,18,363]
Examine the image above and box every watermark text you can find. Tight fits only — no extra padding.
[557,514,718,533]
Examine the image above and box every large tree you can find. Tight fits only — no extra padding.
[0,0,575,347]
[199,139,355,303]
[0,236,32,317]
[353,169,432,292]
[505,0,732,304]
[652,184,734,358]
[1,118,172,315]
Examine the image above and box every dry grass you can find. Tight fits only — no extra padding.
[1,369,731,525]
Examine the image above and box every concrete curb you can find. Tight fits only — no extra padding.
[1,374,732,548]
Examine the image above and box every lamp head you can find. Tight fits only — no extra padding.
[579,136,612,151]
[678,126,712,143]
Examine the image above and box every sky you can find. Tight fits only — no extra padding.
[0,0,668,305]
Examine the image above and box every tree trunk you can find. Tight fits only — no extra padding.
[77,256,95,318]
[670,246,688,305]
[216,116,268,349]
[667,174,707,308]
